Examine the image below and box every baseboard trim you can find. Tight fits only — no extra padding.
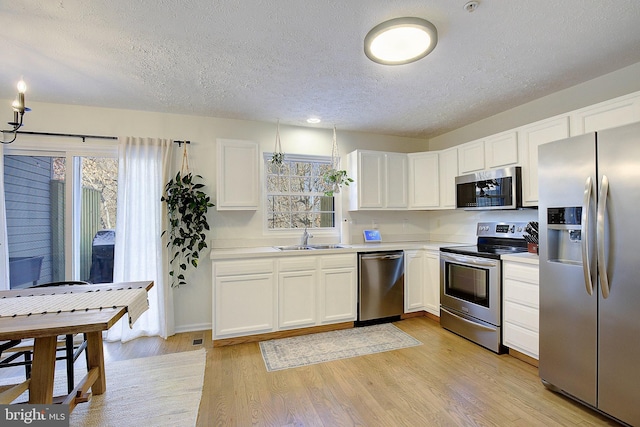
[174,323,212,334]
[211,312,442,347]
[508,348,539,367]
[401,310,440,323]
[213,322,355,347]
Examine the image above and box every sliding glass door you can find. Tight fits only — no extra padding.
[3,147,118,289]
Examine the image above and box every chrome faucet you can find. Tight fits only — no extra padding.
[300,227,313,246]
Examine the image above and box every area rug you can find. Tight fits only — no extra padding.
[0,349,206,427]
[259,323,421,372]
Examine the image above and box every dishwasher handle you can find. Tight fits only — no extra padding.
[359,253,403,261]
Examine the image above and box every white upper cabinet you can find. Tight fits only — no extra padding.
[571,92,640,135]
[484,131,519,169]
[518,116,570,206]
[458,131,519,175]
[216,139,259,210]
[386,153,409,208]
[407,147,457,211]
[353,150,385,208]
[438,147,458,210]
[408,152,439,209]
[457,139,485,174]
[348,150,408,210]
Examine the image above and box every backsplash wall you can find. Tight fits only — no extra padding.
[427,208,539,244]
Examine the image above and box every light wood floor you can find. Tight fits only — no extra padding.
[2,317,618,426]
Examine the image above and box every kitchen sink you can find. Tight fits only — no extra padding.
[275,244,347,251]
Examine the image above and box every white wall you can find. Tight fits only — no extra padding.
[6,60,640,333]
[426,61,640,245]
[428,209,538,244]
[429,61,640,150]
[0,101,429,332]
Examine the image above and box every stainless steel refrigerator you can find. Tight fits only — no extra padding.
[538,121,640,426]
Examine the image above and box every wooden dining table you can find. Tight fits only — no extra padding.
[0,280,153,410]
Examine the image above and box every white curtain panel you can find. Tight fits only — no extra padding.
[107,137,174,342]
[0,144,9,290]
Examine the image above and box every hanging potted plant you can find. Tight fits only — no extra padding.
[269,119,285,168]
[161,143,214,287]
[323,169,353,196]
[322,126,353,196]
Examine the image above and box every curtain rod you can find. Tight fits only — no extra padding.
[2,130,117,142]
[3,130,192,145]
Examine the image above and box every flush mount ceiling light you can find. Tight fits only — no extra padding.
[364,17,438,65]
[306,117,321,124]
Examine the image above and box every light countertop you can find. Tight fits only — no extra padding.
[210,241,463,260]
[502,252,539,264]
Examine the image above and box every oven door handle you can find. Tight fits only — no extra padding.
[440,308,497,332]
[440,253,497,268]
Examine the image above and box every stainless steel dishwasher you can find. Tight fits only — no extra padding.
[358,251,404,324]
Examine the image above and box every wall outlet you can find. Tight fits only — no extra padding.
[372,219,378,229]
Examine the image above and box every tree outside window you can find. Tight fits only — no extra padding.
[265,154,335,230]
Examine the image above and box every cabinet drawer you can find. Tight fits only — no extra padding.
[503,278,539,308]
[504,301,539,331]
[504,322,539,359]
[278,257,317,272]
[214,259,274,276]
[503,262,538,284]
[320,254,357,269]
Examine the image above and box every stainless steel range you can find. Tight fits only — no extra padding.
[439,222,528,353]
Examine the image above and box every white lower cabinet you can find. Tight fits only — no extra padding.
[424,250,440,316]
[503,258,539,359]
[213,254,357,340]
[319,254,357,323]
[278,257,318,329]
[213,259,276,338]
[404,249,440,317]
[405,250,425,312]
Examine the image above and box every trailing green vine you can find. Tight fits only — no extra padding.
[161,172,214,287]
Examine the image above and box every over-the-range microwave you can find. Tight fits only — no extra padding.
[455,166,522,210]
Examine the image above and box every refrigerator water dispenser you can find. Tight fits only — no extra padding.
[547,207,583,265]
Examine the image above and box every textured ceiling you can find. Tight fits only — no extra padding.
[2,1,640,139]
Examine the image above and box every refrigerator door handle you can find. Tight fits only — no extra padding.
[581,176,594,296]
[597,174,610,299]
